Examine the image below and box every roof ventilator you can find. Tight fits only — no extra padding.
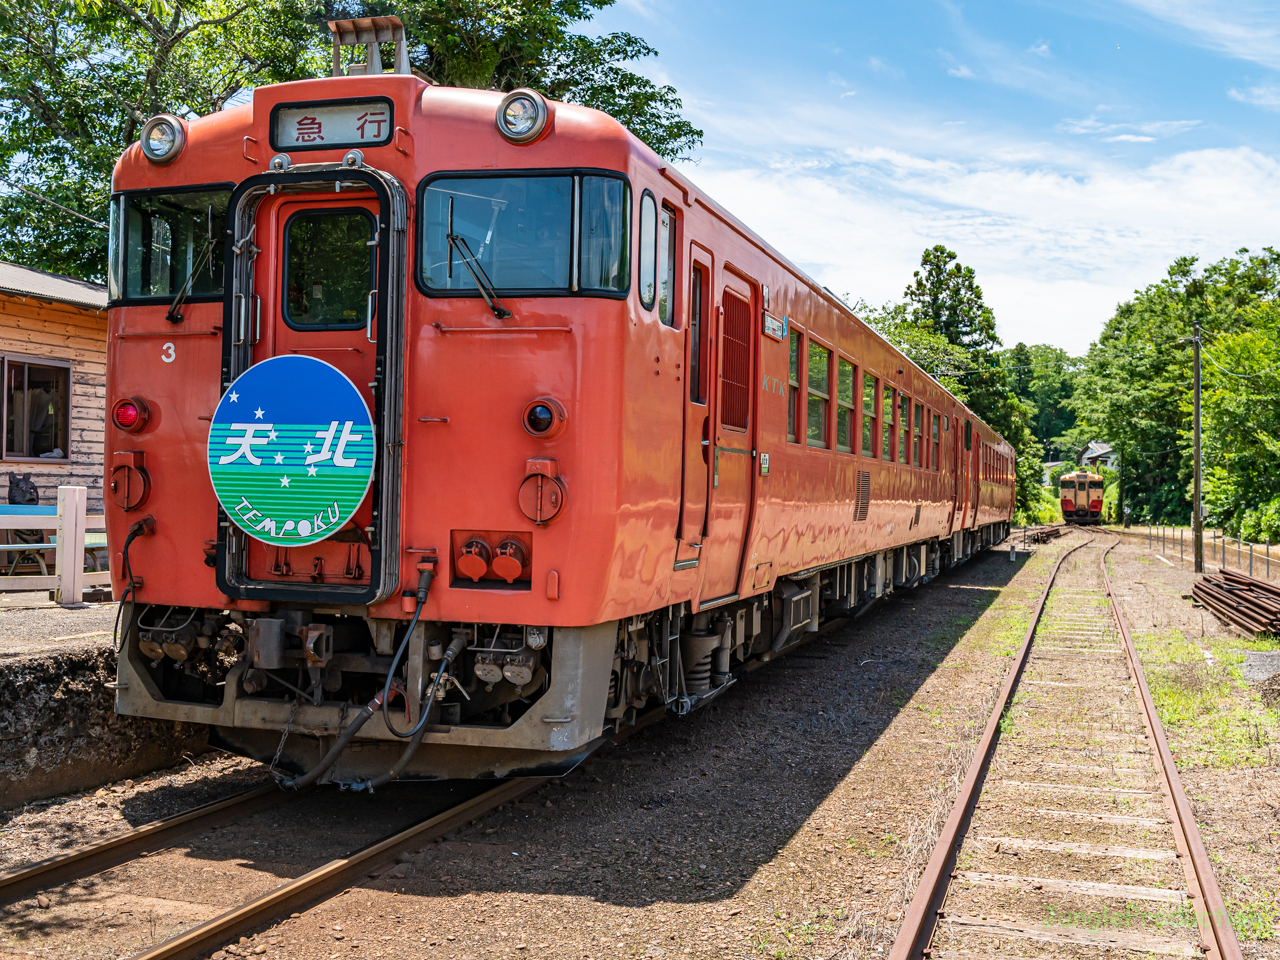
[328,16,411,77]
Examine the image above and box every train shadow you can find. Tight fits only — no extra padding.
[372,545,1037,909]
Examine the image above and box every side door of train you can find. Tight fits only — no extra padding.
[214,161,407,606]
[675,245,714,569]
[696,267,759,605]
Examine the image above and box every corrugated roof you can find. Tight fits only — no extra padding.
[0,261,107,312]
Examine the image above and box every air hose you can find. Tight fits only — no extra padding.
[381,560,436,738]
[352,629,468,793]
[276,690,385,789]
[112,515,155,653]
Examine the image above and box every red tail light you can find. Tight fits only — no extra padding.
[112,397,150,433]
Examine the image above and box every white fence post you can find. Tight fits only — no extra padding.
[55,485,87,607]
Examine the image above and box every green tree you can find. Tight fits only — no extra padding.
[999,342,1080,459]
[855,299,971,401]
[0,0,701,281]
[903,244,1000,352]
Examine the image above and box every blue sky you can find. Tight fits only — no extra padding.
[589,1,1280,354]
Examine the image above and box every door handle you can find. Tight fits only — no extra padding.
[366,289,378,343]
[233,294,245,345]
[251,295,261,345]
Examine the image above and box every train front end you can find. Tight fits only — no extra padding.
[1059,471,1104,525]
[104,22,650,783]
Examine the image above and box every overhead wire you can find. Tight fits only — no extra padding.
[0,178,108,228]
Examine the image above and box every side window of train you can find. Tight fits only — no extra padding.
[964,418,972,451]
[807,340,830,448]
[897,394,910,464]
[638,192,657,309]
[882,384,894,461]
[861,373,878,456]
[787,331,801,443]
[689,264,707,404]
[836,358,854,453]
[931,413,940,470]
[913,402,924,467]
[657,204,677,326]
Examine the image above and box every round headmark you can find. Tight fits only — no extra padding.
[207,355,375,547]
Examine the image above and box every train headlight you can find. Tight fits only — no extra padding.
[496,89,548,144]
[139,114,185,164]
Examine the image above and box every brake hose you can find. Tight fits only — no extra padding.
[381,560,437,738]
[112,516,155,653]
[351,628,469,793]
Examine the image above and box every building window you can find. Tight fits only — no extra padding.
[836,358,854,453]
[931,413,940,470]
[5,359,70,461]
[807,341,830,448]
[898,394,911,463]
[788,331,801,442]
[882,385,894,460]
[657,204,677,326]
[862,374,878,456]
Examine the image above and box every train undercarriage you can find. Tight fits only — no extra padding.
[115,522,1010,783]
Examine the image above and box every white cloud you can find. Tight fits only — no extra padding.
[948,64,976,78]
[1029,41,1052,58]
[671,97,1280,355]
[1061,116,1200,139]
[1104,134,1157,142]
[1113,1,1280,70]
[1229,85,1280,110]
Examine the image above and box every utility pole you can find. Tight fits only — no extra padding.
[1193,319,1204,573]
[1120,443,1129,528]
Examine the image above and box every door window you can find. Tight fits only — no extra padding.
[720,291,752,429]
[689,265,706,403]
[882,385,894,460]
[284,208,376,329]
[931,414,940,470]
[787,331,801,442]
[898,394,911,463]
[913,403,924,467]
[638,193,657,308]
[657,204,677,325]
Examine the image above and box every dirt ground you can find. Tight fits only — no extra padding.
[1107,534,1280,952]
[0,537,1077,960]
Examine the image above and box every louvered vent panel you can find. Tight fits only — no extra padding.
[720,292,752,429]
[855,470,871,521]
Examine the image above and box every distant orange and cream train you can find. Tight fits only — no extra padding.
[104,17,1015,785]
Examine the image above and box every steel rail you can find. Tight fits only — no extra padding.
[887,532,1093,960]
[1100,537,1243,960]
[125,777,546,960]
[0,784,290,905]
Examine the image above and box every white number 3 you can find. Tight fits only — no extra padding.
[161,342,175,363]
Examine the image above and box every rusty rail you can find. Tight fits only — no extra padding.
[1101,538,1242,960]
[887,532,1093,960]
[0,784,290,905]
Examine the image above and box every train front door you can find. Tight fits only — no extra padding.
[698,276,757,604]
[215,167,407,605]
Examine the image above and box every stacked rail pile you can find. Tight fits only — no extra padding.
[1027,526,1066,544]
[1193,568,1280,635]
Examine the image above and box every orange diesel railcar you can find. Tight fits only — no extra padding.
[104,19,1015,785]
[1060,470,1104,525]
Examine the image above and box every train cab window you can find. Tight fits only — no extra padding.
[579,176,630,293]
[862,374,878,456]
[421,175,575,293]
[836,358,854,453]
[689,265,706,403]
[656,204,677,325]
[882,385,894,460]
[638,192,657,308]
[787,331,800,443]
[284,208,375,329]
[807,341,830,448]
[117,188,230,301]
[931,413,940,470]
[913,403,924,467]
[898,394,911,463]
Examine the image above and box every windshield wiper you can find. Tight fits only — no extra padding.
[446,195,512,320]
[166,205,217,324]
[447,233,513,320]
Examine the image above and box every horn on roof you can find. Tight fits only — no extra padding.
[328,16,410,77]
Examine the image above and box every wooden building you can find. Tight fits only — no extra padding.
[0,262,108,513]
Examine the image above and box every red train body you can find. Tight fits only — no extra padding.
[105,23,1014,782]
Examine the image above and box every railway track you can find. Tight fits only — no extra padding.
[890,534,1242,960]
